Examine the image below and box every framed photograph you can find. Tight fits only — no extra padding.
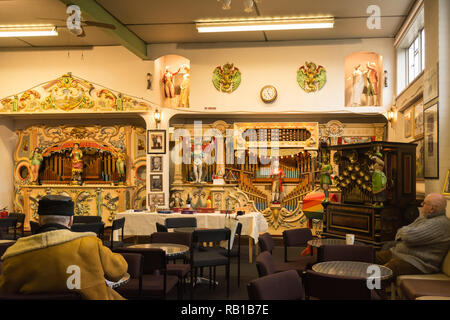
[151,155,163,172]
[404,108,413,139]
[147,130,166,154]
[148,193,165,206]
[424,103,439,179]
[414,139,424,180]
[442,170,450,196]
[150,174,163,191]
[413,101,424,139]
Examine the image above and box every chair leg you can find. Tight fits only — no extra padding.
[226,264,230,298]
[237,255,241,287]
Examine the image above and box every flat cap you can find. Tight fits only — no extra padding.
[37,195,74,216]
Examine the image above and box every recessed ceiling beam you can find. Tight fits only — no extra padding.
[58,0,148,60]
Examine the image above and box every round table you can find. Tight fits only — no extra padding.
[307,238,365,248]
[127,243,189,258]
[106,273,130,289]
[312,261,393,280]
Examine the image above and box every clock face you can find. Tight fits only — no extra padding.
[261,85,277,103]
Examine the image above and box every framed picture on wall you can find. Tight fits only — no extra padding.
[148,193,165,207]
[443,169,450,196]
[150,174,163,191]
[413,101,424,139]
[404,108,413,139]
[151,155,163,172]
[424,103,439,179]
[147,130,166,154]
[414,138,424,180]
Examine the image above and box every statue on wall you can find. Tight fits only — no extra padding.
[192,143,204,184]
[116,151,126,184]
[349,64,365,106]
[179,65,190,108]
[269,159,285,203]
[365,62,379,106]
[162,66,180,99]
[70,142,83,185]
[29,147,43,184]
[319,155,333,201]
[371,152,387,207]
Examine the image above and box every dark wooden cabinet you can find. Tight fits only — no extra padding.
[322,141,418,247]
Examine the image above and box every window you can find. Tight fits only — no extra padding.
[407,29,425,84]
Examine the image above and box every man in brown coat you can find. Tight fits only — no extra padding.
[0,195,128,300]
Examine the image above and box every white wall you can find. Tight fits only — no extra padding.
[148,38,396,113]
[0,119,16,211]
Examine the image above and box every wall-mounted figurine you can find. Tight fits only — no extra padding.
[30,147,43,184]
[371,152,387,207]
[146,72,152,90]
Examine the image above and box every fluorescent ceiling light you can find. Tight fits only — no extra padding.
[0,24,58,37]
[196,17,334,33]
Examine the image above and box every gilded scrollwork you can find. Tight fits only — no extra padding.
[0,73,151,113]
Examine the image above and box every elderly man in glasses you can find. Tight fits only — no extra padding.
[376,193,450,279]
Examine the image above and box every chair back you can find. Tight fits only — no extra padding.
[304,270,374,300]
[165,217,197,229]
[283,228,313,246]
[73,215,102,224]
[29,221,40,235]
[0,241,15,256]
[110,217,125,247]
[318,244,375,263]
[193,228,230,247]
[115,247,167,275]
[156,222,168,232]
[258,232,274,253]
[0,218,18,240]
[150,231,192,248]
[255,251,276,277]
[247,270,305,300]
[71,222,105,237]
[119,252,143,279]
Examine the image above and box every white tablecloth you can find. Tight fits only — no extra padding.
[114,211,268,243]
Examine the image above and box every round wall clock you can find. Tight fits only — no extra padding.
[260,85,277,103]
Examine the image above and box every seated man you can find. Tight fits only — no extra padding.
[0,195,128,300]
[376,193,450,279]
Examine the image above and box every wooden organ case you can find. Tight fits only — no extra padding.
[322,141,418,247]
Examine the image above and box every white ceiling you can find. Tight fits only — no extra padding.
[0,0,415,49]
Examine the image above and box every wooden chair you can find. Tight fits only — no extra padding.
[247,270,305,300]
[7,213,25,238]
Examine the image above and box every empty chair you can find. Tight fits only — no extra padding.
[165,217,197,229]
[29,221,40,235]
[304,269,381,300]
[71,222,105,238]
[219,222,243,287]
[255,251,276,277]
[247,270,305,300]
[258,233,313,274]
[7,213,25,238]
[104,217,126,250]
[0,240,15,256]
[114,247,180,299]
[191,228,231,298]
[150,231,192,296]
[318,244,375,263]
[0,217,18,240]
[156,222,168,232]
[115,252,144,299]
[282,228,314,262]
[73,215,102,224]
[258,232,275,253]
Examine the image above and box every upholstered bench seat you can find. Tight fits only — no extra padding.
[400,279,450,300]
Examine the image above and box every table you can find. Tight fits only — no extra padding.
[114,211,268,263]
[106,273,130,289]
[312,261,393,281]
[307,238,366,248]
[127,243,189,258]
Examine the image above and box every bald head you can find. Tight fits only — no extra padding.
[423,193,447,216]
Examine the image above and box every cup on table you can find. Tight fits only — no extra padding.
[346,234,355,245]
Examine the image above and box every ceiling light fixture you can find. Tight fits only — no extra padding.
[0,24,58,37]
[196,17,334,33]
